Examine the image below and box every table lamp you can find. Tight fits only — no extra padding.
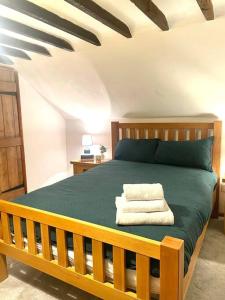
[81,134,94,161]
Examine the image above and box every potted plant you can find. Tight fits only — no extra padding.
[100,145,107,160]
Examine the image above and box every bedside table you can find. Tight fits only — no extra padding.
[70,160,109,175]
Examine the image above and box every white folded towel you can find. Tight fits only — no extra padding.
[116,196,167,213]
[116,202,174,225]
[123,183,164,201]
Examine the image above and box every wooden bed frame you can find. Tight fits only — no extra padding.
[0,121,222,300]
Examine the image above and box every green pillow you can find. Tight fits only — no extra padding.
[115,139,159,163]
[154,137,214,171]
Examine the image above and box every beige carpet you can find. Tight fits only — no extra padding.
[0,218,225,300]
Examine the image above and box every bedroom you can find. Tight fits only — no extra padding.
[0,0,225,299]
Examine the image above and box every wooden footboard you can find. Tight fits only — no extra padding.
[0,199,184,300]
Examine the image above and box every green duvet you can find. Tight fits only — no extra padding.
[14,160,217,277]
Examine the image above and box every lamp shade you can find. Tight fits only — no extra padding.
[82,134,93,146]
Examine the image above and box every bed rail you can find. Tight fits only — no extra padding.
[0,199,184,300]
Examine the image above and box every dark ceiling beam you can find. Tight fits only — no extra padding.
[0,45,31,60]
[0,0,101,46]
[0,17,74,51]
[130,0,169,31]
[65,0,132,38]
[0,54,14,65]
[196,0,214,20]
[0,33,51,56]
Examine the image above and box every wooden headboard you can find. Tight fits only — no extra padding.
[111,121,222,216]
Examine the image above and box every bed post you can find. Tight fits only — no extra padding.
[111,122,119,159]
[160,236,184,300]
[0,214,8,281]
[212,120,222,218]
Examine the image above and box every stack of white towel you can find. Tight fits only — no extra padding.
[116,183,174,225]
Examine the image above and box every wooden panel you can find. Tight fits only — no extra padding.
[13,215,24,249]
[16,146,23,185]
[113,246,126,291]
[160,236,184,300]
[0,82,16,93]
[56,228,68,267]
[130,128,135,139]
[178,129,186,141]
[139,128,145,139]
[1,212,11,244]
[0,137,22,147]
[0,254,8,282]
[40,224,52,260]
[168,129,176,141]
[2,95,15,137]
[189,128,196,140]
[111,122,119,159]
[147,128,155,139]
[0,200,161,259]
[122,128,127,139]
[12,96,19,136]
[136,254,150,300]
[92,239,105,282]
[0,96,4,137]
[0,148,9,192]
[157,129,164,140]
[201,128,208,139]
[26,219,37,255]
[0,66,15,82]
[7,147,20,188]
[73,234,86,274]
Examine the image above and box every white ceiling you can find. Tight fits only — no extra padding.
[0,0,225,131]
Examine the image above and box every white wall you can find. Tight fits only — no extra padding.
[19,76,68,192]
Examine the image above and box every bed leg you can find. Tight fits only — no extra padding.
[160,236,184,300]
[0,254,8,282]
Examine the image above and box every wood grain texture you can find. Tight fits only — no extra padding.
[136,254,150,299]
[26,220,37,255]
[0,242,137,300]
[73,234,86,274]
[40,224,52,260]
[0,66,15,82]
[0,254,8,282]
[196,0,214,20]
[0,81,16,93]
[1,0,100,46]
[92,239,105,282]
[0,16,74,52]
[160,237,184,300]
[13,215,24,249]
[130,0,169,31]
[113,246,126,291]
[0,200,161,259]
[65,0,131,38]
[1,212,11,244]
[56,228,68,267]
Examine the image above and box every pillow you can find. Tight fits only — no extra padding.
[154,137,214,171]
[114,139,159,163]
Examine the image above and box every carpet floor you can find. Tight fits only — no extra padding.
[0,218,224,300]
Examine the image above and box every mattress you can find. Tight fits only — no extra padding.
[14,160,217,276]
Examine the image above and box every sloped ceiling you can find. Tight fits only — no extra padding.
[1,0,225,131]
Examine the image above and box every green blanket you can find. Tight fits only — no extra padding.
[14,160,217,277]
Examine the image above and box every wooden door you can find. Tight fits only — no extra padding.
[0,66,26,201]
